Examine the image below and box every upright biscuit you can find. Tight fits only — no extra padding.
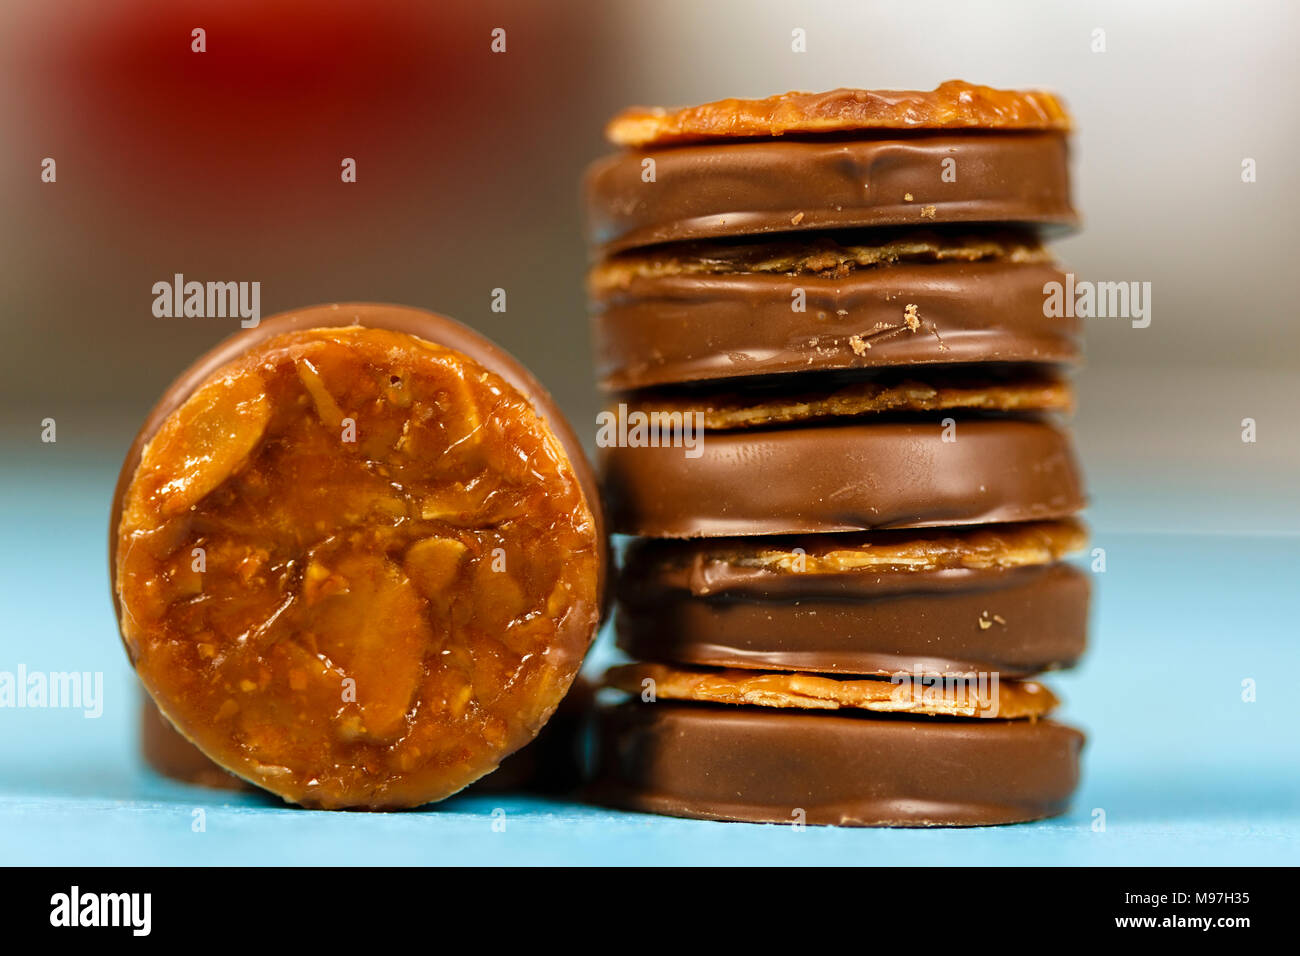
[112,305,605,809]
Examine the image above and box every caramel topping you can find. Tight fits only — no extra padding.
[605,663,1058,719]
[116,326,600,808]
[627,519,1088,576]
[618,375,1074,430]
[589,231,1050,291]
[606,80,1072,147]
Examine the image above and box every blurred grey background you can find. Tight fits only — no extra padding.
[2,0,1296,535]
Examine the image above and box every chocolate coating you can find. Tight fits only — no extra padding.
[109,303,606,621]
[618,559,1088,678]
[584,132,1076,253]
[601,417,1086,537]
[593,259,1078,390]
[593,701,1083,826]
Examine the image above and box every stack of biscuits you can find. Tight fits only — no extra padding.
[582,81,1090,826]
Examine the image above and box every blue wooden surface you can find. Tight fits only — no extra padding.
[1,453,1296,865]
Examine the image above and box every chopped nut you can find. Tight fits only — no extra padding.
[471,557,529,630]
[448,684,472,720]
[129,373,271,519]
[337,714,366,742]
[302,558,349,605]
[404,536,469,606]
[295,358,347,429]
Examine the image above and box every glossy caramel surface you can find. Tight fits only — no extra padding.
[115,327,600,808]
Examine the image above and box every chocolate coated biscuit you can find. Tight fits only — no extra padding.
[601,416,1086,537]
[591,235,1077,390]
[593,702,1084,826]
[585,132,1076,253]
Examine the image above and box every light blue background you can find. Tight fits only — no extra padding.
[1,446,1296,866]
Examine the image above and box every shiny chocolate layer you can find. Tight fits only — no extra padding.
[584,132,1076,253]
[593,259,1077,390]
[617,562,1089,678]
[592,701,1084,826]
[601,417,1086,537]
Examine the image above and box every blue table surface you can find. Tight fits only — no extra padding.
[2,452,1297,866]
